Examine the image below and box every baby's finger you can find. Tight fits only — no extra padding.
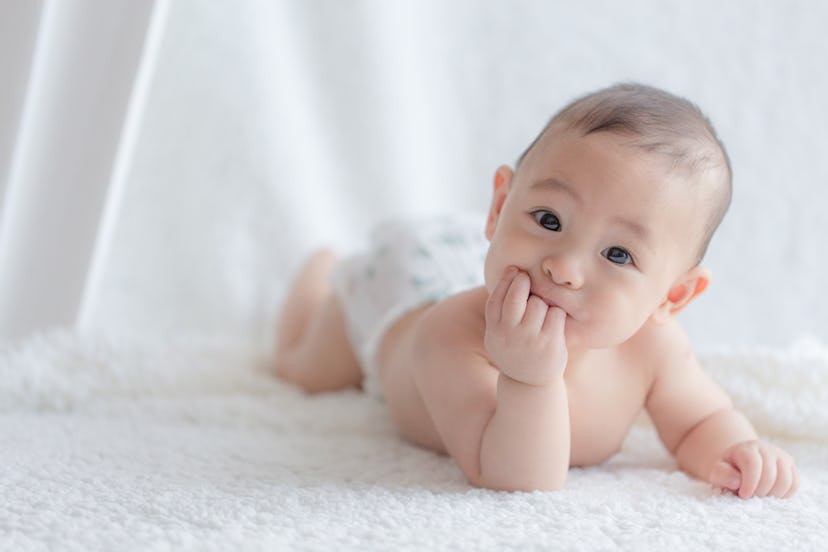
[709,461,741,492]
[501,271,530,326]
[769,457,793,498]
[754,447,777,497]
[541,306,567,342]
[783,464,799,499]
[522,295,548,329]
[732,446,763,499]
[486,266,518,323]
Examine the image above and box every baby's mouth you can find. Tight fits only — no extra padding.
[531,292,571,318]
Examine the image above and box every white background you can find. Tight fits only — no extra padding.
[8,1,827,351]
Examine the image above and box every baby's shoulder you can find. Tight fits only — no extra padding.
[620,318,697,378]
[423,286,488,329]
[415,286,489,348]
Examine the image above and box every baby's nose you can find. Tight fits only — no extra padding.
[541,254,584,289]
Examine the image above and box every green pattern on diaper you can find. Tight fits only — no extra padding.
[409,276,434,289]
[440,232,468,247]
[415,245,432,259]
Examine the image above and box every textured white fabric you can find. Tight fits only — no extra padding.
[1,331,826,551]
[331,214,487,396]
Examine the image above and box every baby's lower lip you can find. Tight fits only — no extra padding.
[533,293,565,312]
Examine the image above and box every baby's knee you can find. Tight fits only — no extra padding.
[275,355,319,394]
[305,248,338,273]
[274,349,317,393]
[274,350,299,382]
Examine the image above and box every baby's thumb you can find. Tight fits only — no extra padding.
[709,461,741,491]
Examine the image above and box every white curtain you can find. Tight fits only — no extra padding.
[0,0,166,341]
[2,1,827,349]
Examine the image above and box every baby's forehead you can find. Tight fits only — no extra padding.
[533,120,720,171]
[528,129,722,201]
[524,129,686,184]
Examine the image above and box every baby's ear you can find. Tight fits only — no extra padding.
[650,266,711,324]
[485,165,513,240]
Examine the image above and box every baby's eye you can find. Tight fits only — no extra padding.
[602,246,633,265]
[531,210,561,232]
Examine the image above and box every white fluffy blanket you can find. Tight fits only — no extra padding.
[1,331,827,551]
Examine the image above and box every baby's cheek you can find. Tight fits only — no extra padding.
[575,308,639,349]
[482,253,505,293]
[482,265,497,294]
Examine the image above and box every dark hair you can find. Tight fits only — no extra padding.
[517,83,732,263]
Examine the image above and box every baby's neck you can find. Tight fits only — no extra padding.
[563,346,612,376]
[564,346,590,370]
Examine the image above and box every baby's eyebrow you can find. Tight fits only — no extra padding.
[611,216,652,247]
[529,178,582,205]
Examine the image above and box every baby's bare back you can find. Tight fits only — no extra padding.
[375,286,654,467]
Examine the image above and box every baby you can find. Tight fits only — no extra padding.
[275,83,798,498]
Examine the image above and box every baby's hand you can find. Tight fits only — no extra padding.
[484,266,567,386]
[709,439,799,499]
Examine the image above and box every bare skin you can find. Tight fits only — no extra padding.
[275,249,361,394]
[276,130,799,498]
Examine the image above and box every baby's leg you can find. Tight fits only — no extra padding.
[274,250,362,393]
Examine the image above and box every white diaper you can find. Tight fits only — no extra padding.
[331,214,488,397]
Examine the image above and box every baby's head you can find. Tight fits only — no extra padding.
[516,82,732,265]
[484,83,733,348]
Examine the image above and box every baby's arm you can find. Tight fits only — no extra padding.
[645,323,798,498]
[413,268,570,491]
